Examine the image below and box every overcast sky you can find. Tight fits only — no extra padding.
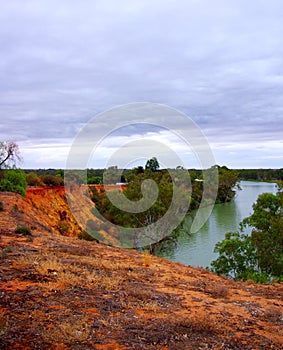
[1,0,283,169]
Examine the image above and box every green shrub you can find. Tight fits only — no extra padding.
[0,169,27,196]
[40,174,64,186]
[26,172,43,186]
[0,179,13,192]
[1,247,12,259]
[15,226,31,235]
[87,176,102,184]
[57,220,70,235]
[13,185,26,197]
[243,271,270,284]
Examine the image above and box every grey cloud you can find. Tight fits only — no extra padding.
[0,0,283,168]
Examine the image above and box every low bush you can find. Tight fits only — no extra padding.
[15,226,31,235]
[40,174,64,187]
[26,172,43,186]
[0,170,27,196]
[57,220,70,235]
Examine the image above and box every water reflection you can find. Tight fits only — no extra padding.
[156,181,277,268]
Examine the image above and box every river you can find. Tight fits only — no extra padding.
[157,181,277,268]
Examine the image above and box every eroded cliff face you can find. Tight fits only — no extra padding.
[0,184,131,244]
[0,187,87,236]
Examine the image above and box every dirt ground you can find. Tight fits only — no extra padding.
[0,189,283,349]
[1,226,283,350]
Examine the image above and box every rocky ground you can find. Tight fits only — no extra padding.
[0,190,283,349]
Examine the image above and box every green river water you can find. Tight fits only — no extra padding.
[158,181,277,268]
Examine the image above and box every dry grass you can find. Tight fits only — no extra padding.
[41,317,91,344]
[39,263,99,290]
[142,250,151,267]
[50,271,83,289]
[35,256,65,275]
[32,235,52,247]
[121,296,161,313]
[191,279,229,299]
[12,254,40,269]
[209,283,230,298]
[0,311,9,336]
[15,252,126,292]
[98,316,121,328]
[139,299,160,312]
[186,312,224,335]
[12,249,126,292]
[29,309,47,323]
[12,253,97,290]
[97,273,124,292]
[263,307,283,324]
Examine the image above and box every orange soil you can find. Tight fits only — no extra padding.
[0,189,283,349]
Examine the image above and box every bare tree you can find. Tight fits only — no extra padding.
[0,141,22,169]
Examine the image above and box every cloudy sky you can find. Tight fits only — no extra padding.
[1,0,283,169]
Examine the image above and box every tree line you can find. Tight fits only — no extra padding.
[89,159,239,246]
[238,168,283,181]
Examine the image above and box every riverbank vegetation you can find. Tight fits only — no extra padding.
[211,183,283,283]
[238,168,283,181]
[87,161,239,252]
[89,162,238,228]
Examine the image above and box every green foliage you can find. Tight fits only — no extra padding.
[241,191,283,277]
[88,163,240,250]
[57,220,70,235]
[55,169,64,177]
[0,169,27,196]
[211,190,283,283]
[92,169,176,228]
[90,164,237,231]
[26,172,43,186]
[15,226,31,235]
[87,176,102,184]
[216,166,239,203]
[40,174,64,186]
[1,246,12,259]
[145,157,160,172]
[211,232,257,280]
[277,180,283,192]
[0,179,13,192]
[238,168,283,181]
